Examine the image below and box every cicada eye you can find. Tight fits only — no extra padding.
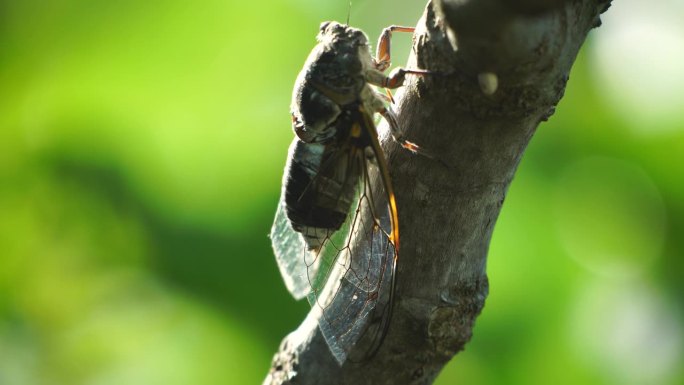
[350,30,368,46]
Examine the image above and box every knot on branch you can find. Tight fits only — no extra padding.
[428,277,489,358]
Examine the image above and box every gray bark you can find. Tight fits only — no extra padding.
[265,0,611,384]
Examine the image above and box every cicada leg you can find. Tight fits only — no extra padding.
[377,103,451,167]
[374,25,416,72]
[374,25,430,102]
[378,106,421,154]
[366,66,430,92]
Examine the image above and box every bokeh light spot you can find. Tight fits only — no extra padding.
[591,0,684,135]
[569,280,683,384]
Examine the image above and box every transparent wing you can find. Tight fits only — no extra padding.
[271,113,397,365]
[270,198,315,300]
[306,159,397,365]
[270,139,356,301]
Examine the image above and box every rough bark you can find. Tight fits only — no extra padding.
[265,0,611,384]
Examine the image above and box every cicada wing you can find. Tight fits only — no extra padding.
[272,107,398,364]
[343,192,395,293]
[271,199,314,300]
[270,140,360,301]
[307,161,397,365]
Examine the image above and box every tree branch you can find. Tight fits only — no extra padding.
[265,0,611,384]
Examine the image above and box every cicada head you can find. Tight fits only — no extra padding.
[318,21,369,49]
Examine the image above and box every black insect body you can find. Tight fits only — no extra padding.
[271,21,424,364]
[284,106,372,251]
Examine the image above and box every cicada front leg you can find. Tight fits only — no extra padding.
[367,25,430,103]
[374,25,416,71]
[365,67,430,95]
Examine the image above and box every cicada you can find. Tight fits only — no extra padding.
[271,21,425,364]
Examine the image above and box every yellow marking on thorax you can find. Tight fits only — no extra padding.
[351,123,362,138]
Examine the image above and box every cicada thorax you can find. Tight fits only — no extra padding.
[283,105,371,251]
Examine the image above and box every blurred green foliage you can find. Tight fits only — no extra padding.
[0,1,682,384]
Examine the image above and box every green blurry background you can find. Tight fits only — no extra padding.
[1,0,682,384]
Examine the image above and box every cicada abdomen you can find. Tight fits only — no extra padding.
[283,114,363,252]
